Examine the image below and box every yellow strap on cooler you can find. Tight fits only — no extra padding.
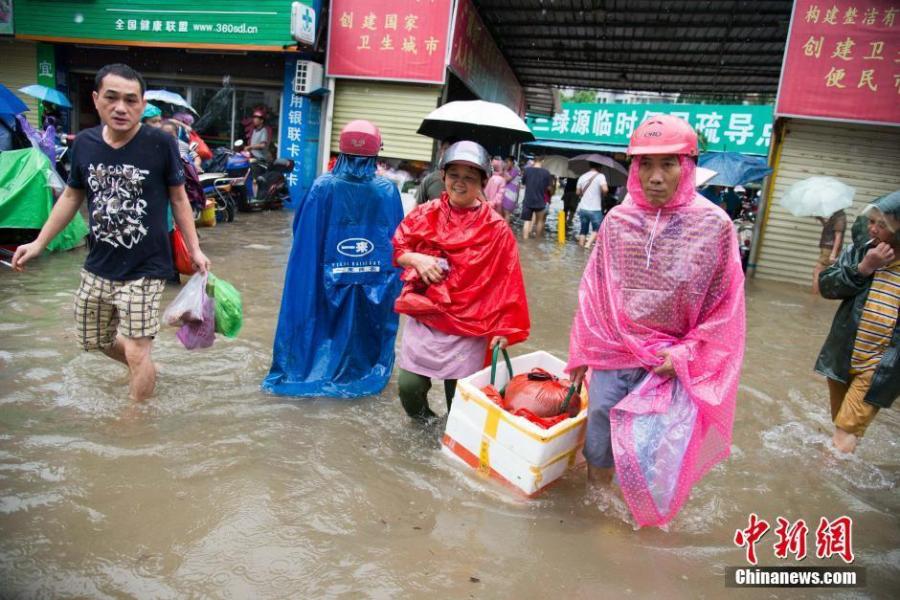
[478,439,491,475]
[477,408,501,476]
[482,405,501,439]
[530,465,544,487]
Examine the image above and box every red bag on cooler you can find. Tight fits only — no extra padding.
[504,368,581,418]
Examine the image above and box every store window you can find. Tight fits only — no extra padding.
[70,73,282,156]
[150,81,281,152]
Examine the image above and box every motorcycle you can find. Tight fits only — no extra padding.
[48,132,75,182]
[252,158,295,211]
[204,141,293,213]
[733,218,754,271]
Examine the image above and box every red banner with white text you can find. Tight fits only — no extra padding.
[776,0,900,125]
[449,0,524,114]
[325,0,453,84]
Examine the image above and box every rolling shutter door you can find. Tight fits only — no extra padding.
[330,80,440,161]
[1,41,40,128]
[755,119,900,285]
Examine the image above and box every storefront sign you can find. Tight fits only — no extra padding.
[0,0,13,35]
[13,0,314,50]
[449,0,524,114]
[36,42,55,124]
[280,58,322,206]
[776,0,900,125]
[527,103,775,155]
[326,0,453,84]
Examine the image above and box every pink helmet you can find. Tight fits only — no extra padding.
[339,120,382,156]
[627,114,698,157]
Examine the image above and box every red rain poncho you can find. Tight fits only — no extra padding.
[393,193,530,345]
[567,156,746,527]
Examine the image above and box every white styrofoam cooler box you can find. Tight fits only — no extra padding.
[442,408,584,496]
[441,351,588,496]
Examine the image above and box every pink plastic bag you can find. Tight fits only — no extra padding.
[611,374,698,527]
[175,294,215,350]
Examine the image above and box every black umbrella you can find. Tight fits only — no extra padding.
[417,100,534,148]
[568,153,628,186]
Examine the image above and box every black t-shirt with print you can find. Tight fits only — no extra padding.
[68,125,184,280]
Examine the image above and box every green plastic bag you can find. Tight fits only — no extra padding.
[207,273,243,338]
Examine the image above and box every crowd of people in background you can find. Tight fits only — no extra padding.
[411,150,630,244]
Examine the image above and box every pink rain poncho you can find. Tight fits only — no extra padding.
[567,156,745,527]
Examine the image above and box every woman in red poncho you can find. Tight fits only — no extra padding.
[392,141,530,420]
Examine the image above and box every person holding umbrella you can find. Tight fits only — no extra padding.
[392,141,530,420]
[779,176,856,295]
[812,209,847,295]
[816,191,900,454]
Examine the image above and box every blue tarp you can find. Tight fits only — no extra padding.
[263,154,404,398]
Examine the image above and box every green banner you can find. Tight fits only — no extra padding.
[14,0,312,48]
[527,102,774,155]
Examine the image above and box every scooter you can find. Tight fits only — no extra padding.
[253,158,295,210]
[733,218,754,271]
[198,172,236,223]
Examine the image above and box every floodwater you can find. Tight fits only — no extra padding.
[1,209,897,599]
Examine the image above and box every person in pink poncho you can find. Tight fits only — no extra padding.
[483,158,506,212]
[567,115,745,523]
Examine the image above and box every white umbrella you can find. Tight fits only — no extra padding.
[779,176,855,217]
[144,90,198,114]
[696,167,718,187]
[417,100,534,147]
[542,155,577,178]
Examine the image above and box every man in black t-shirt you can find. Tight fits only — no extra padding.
[12,63,211,403]
[521,157,555,238]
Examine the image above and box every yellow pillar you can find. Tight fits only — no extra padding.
[557,209,565,244]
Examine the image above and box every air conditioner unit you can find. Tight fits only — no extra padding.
[294,60,323,96]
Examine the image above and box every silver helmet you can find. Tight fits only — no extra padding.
[439,141,492,180]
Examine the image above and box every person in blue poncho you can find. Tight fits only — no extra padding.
[263,120,404,398]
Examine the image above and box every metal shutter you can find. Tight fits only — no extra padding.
[1,40,40,128]
[330,79,440,162]
[755,118,900,285]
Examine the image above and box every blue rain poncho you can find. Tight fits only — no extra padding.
[263,154,404,397]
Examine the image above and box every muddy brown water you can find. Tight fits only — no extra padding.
[1,210,897,598]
